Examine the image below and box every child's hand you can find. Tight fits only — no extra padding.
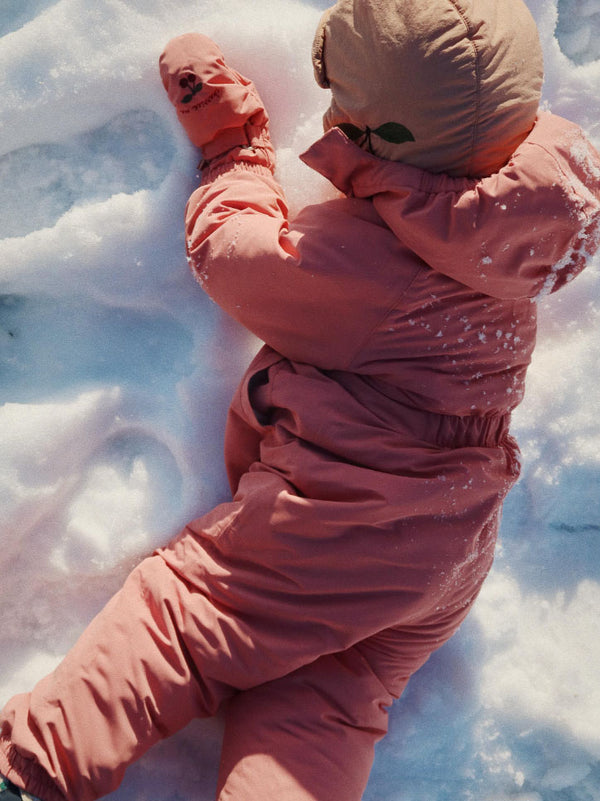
[159,33,271,165]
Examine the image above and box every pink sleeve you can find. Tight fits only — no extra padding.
[184,158,308,354]
[184,146,418,368]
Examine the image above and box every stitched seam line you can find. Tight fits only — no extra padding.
[449,0,482,176]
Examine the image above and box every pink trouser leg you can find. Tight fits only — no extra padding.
[217,649,396,801]
[0,467,493,801]
[0,556,239,801]
[0,549,472,801]
[215,612,470,801]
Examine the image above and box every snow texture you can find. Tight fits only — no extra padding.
[0,1,599,799]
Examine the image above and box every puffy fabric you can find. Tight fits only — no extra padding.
[312,0,544,176]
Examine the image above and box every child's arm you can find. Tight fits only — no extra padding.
[160,34,407,369]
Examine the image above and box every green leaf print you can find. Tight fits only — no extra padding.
[337,122,365,141]
[373,122,415,144]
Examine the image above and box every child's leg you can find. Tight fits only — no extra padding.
[0,484,402,801]
[0,555,240,801]
[0,463,496,801]
[215,613,470,801]
[216,649,395,801]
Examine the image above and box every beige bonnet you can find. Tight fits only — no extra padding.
[312,0,544,177]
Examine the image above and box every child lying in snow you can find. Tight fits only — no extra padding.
[2,1,600,799]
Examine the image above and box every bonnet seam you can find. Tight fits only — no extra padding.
[448,0,482,176]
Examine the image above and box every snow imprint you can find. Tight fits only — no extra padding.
[556,0,600,64]
[0,109,174,239]
[0,0,56,37]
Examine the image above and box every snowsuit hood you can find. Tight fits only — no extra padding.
[312,0,544,177]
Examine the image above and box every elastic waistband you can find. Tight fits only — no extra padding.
[340,373,512,450]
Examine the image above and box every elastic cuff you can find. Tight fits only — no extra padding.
[200,147,276,184]
[0,743,66,801]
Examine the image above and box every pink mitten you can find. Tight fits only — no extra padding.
[159,33,272,165]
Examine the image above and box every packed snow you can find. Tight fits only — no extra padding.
[1,1,599,799]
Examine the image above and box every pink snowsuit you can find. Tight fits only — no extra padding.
[2,40,600,801]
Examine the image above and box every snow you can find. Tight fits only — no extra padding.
[0,0,599,799]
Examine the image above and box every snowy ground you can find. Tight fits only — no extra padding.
[1,1,599,799]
